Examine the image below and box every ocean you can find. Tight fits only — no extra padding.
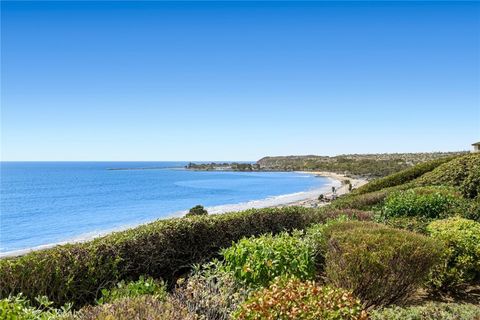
[0,162,335,256]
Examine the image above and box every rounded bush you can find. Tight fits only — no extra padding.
[427,217,480,292]
[220,232,315,287]
[382,186,462,219]
[233,278,367,320]
[324,221,443,307]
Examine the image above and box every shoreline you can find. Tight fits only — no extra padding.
[0,172,361,258]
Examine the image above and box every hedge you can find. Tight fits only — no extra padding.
[354,156,458,195]
[0,206,321,307]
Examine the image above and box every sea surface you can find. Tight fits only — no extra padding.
[0,162,334,256]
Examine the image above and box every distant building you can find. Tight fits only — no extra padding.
[472,142,480,153]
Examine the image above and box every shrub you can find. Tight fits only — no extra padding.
[71,295,195,320]
[175,261,250,320]
[0,206,321,307]
[370,302,480,320]
[0,294,71,320]
[378,216,431,234]
[321,209,374,222]
[97,276,166,304]
[382,187,462,219]
[186,205,208,217]
[354,156,457,195]
[220,231,315,287]
[233,277,368,320]
[427,217,480,292]
[414,154,480,198]
[331,190,389,210]
[324,222,443,307]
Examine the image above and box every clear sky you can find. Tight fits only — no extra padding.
[1,1,479,161]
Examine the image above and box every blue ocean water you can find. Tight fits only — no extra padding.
[0,162,330,255]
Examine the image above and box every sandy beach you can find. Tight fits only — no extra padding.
[274,171,368,208]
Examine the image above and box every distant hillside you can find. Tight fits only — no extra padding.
[257,152,467,178]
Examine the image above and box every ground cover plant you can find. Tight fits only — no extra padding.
[370,302,480,320]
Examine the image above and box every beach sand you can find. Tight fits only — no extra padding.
[274,171,368,208]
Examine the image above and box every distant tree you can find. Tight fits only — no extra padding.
[186,205,208,217]
[332,186,336,194]
[318,194,324,201]
[348,183,353,192]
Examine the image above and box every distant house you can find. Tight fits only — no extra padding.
[472,142,480,153]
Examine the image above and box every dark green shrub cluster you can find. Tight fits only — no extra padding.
[414,154,480,198]
[233,277,367,320]
[354,156,456,195]
[97,276,166,305]
[0,206,320,307]
[175,262,250,320]
[71,295,195,320]
[323,221,443,307]
[382,186,462,219]
[370,302,480,320]
[220,231,315,287]
[186,205,208,217]
[427,217,480,292]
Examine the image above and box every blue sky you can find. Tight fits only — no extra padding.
[1,1,479,161]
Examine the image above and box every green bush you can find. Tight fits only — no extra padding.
[354,156,457,195]
[370,302,480,320]
[331,190,389,210]
[427,217,480,291]
[220,231,315,287]
[186,205,208,217]
[233,277,367,320]
[382,186,462,219]
[0,294,71,320]
[414,154,480,198]
[70,295,195,320]
[324,222,443,307]
[321,209,374,222]
[97,276,166,305]
[378,216,431,234]
[0,206,321,307]
[175,261,250,320]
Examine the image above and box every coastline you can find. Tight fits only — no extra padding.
[0,172,358,258]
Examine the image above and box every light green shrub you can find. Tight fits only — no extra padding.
[427,217,480,291]
[382,186,462,219]
[0,294,71,320]
[220,231,315,287]
[97,276,166,304]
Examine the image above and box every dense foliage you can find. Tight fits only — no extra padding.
[0,206,321,307]
[97,276,166,305]
[354,156,457,195]
[71,295,195,320]
[381,187,462,219]
[370,302,480,320]
[220,232,315,287]
[186,205,208,217]
[0,295,71,320]
[427,217,480,292]
[257,152,464,177]
[324,222,443,307]
[414,154,480,198]
[175,262,250,320]
[233,278,367,320]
